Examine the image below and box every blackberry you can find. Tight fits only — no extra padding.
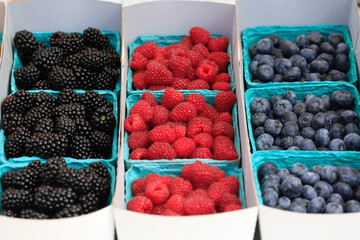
[97,67,119,90]
[26,160,44,173]
[57,89,82,104]
[12,168,41,190]
[80,48,108,71]
[75,118,92,137]
[55,115,75,138]
[32,79,50,90]
[48,66,77,90]
[1,170,16,190]
[83,27,109,50]
[33,185,76,214]
[78,192,103,214]
[68,135,92,159]
[32,91,56,109]
[32,47,64,73]
[90,169,110,201]
[61,53,82,69]
[25,133,68,158]
[56,167,94,194]
[1,90,33,114]
[13,30,37,56]
[91,151,109,159]
[0,209,17,217]
[41,157,67,184]
[23,105,53,129]
[90,106,116,133]
[50,31,69,47]
[14,65,41,90]
[5,127,31,159]
[19,209,49,219]
[54,103,86,120]
[72,66,98,90]
[89,130,112,153]
[58,32,85,55]
[2,112,24,136]
[33,118,54,134]
[53,205,83,218]
[90,162,110,180]
[1,188,33,211]
[82,90,113,113]
[103,49,120,69]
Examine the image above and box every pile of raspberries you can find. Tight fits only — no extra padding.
[127,161,243,215]
[130,26,232,91]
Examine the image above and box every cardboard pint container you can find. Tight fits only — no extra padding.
[237,0,360,239]
[0,0,122,239]
[113,1,258,240]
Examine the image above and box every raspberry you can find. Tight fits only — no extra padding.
[189,27,211,45]
[171,78,190,90]
[187,79,210,90]
[166,121,187,128]
[198,104,219,122]
[211,166,226,181]
[132,71,148,90]
[154,47,167,59]
[164,194,185,215]
[186,67,196,80]
[181,161,202,180]
[172,137,196,158]
[184,196,215,215]
[169,56,191,78]
[218,176,239,196]
[215,92,236,113]
[215,73,231,83]
[162,209,180,216]
[169,177,193,197]
[151,205,165,215]
[219,193,242,212]
[131,178,146,196]
[191,164,218,189]
[127,196,153,213]
[224,204,242,212]
[207,52,230,73]
[196,61,219,83]
[186,189,208,199]
[179,36,193,49]
[184,94,206,111]
[190,147,212,159]
[128,131,151,150]
[187,117,213,138]
[130,100,154,122]
[145,181,170,205]
[150,125,176,144]
[140,92,158,107]
[130,53,148,71]
[194,133,213,148]
[207,36,229,52]
[212,82,232,91]
[215,112,233,124]
[173,126,187,139]
[148,142,177,160]
[192,44,209,58]
[134,42,158,60]
[148,85,167,91]
[185,50,203,68]
[212,121,235,139]
[212,136,238,160]
[150,105,170,127]
[144,174,164,186]
[166,45,188,60]
[170,102,197,122]
[124,114,147,132]
[207,182,231,205]
[162,176,174,188]
[161,87,184,110]
[144,61,173,86]
[130,148,148,160]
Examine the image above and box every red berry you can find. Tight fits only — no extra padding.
[130,53,148,71]
[130,148,148,160]
[198,104,219,122]
[184,94,206,111]
[172,137,196,158]
[164,194,185,215]
[186,67,196,80]
[192,44,209,58]
[224,204,242,212]
[124,114,147,133]
[144,173,164,186]
[190,147,212,159]
[194,133,213,148]
[162,209,180,216]
[131,178,146,196]
[186,189,208,199]
[162,175,174,188]
[207,182,231,205]
[169,177,193,197]
[189,27,211,45]
[169,56,192,78]
[145,181,170,205]
[150,105,170,127]
[170,102,197,122]
[187,117,213,138]
[148,85,167,91]
[219,193,242,212]
[212,136,238,160]
[171,78,190,90]
[166,121,187,128]
[134,42,158,60]
[132,71,148,90]
[196,61,219,83]
[161,87,184,110]
[210,165,226,181]
[179,36,193,49]
[184,196,215,215]
[144,61,173,86]
[127,196,153,213]
[148,142,177,160]
[140,92,158,107]
[187,79,210,90]
[128,131,151,150]
[207,52,230,73]
[215,73,231,83]
[185,50,203,68]
[150,125,176,144]
[166,45,188,60]
[215,92,236,113]
[207,36,229,52]
[151,204,165,215]
[191,163,218,190]
[212,82,232,91]
[212,121,235,140]
[130,100,154,122]
[173,125,187,139]
[218,176,239,196]
[154,47,167,60]
[215,112,233,124]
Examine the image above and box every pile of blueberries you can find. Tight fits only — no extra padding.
[250,90,360,151]
[259,162,360,213]
[248,31,351,83]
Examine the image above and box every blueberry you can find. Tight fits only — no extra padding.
[313,181,333,200]
[281,112,297,123]
[295,34,309,49]
[277,196,291,209]
[276,168,290,181]
[333,182,353,201]
[284,91,297,105]
[338,166,359,187]
[250,97,271,114]
[307,196,326,213]
[267,109,275,119]
[301,127,316,139]
[309,166,322,176]
[256,38,273,54]
[335,54,350,73]
[287,146,300,151]
[272,74,283,82]
[298,112,315,129]
[262,173,281,184]
[301,172,320,186]
[256,64,274,82]
[266,34,281,47]
[259,54,275,68]
[340,110,359,125]
[268,146,283,150]
[309,44,320,55]
[280,175,303,199]
[249,61,259,75]
[251,112,268,128]
[312,112,331,130]
[308,31,324,45]
[280,136,294,149]
[325,202,344,214]
[280,40,299,57]
[274,58,292,74]
[305,73,322,82]
[326,111,339,124]
[344,133,360,151]
[249,44,257,58]
[331,90,354,108]
[293,102,306,116]
[254,127,266,138]
[327,33,345,47]
[318,147,329,151]
[306,98,326,114]
[335,42,349,56]
[253,54,264,62]
[320,42,335,55]
[281,121,299,137]
[317,54,334,70]
[256,133,275,150]
[314,128,330,147]
[344,200,360,213]
[269,95,283,107]
[290,163,309,177]
[253,79,264,84]
[288,202,307,213]
[300,48,316,62]
[329,139,347,151]
[262,175,281,193]
[299,138,316,151]
[294,136,304,148]
[329,70,347,82]
[262,188,279,207]
[309,60,329,74]
[345,123,359,134]
[271,48,283,59]
[305,94,316,105]
[293,198,311,208]
[259,162,278,178]
[264,119,283,136]
[273,99,293,117]
[273,136,282,146]
[354,186,360,201]
[320,165,338,183]
[320,95,331,110]
[289,55,307,72]
[327,193,344,205]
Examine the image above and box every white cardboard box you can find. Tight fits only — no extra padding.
[112,1,258,240]
[0,0,122,239]
[237,0,360,239]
